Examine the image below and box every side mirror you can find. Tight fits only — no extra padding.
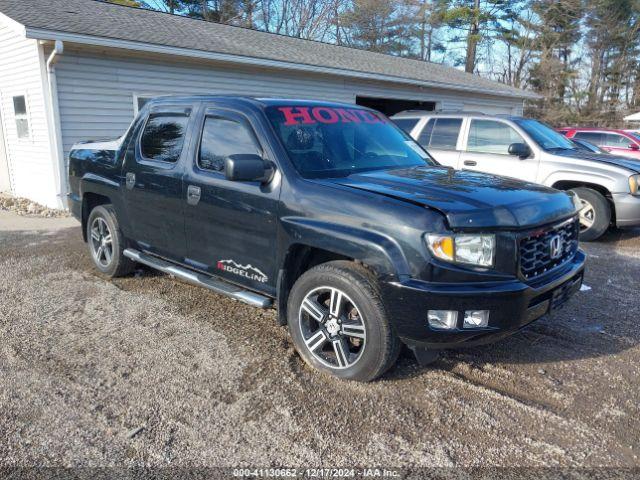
[225,154,273,183]
[508,142,532,159]
[629,143,639,151]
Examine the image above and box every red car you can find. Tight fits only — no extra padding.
[559,127,640,159]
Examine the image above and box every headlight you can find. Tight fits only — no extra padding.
[630,175,639,195]
[425,234,495,267]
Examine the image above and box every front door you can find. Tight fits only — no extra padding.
[459,118,539,182]
[122,103,196,261]
[182,107,280,295]
[0,109,10,193]
[600,132,640,159]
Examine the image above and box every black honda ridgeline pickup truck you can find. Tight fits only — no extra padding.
[68,96,585,382]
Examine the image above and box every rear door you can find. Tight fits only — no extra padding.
[182,106,280,295]
[459,118,539,182]
[414,117,463,167]
[122,103,196,261]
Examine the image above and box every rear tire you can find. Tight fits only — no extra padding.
[570,187,610,241]
[287,261,401,382]
[86,205,135,278]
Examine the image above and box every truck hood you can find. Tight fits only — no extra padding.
[555,149,640,173]
[319,166,578,229]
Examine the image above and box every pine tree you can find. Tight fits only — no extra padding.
[441,0,510,73]
[526,0,582,124]
[341,0,413,55]
[583,0,640,125]
[404,0,449,62]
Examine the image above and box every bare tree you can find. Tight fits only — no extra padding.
[259,0,337,40]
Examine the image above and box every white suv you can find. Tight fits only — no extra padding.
[391,111,640,241]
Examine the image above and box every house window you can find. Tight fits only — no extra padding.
[13,95,29,139]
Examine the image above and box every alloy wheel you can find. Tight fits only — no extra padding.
[578,198,595,232]
[90,217,113,268]
[298,286,367,370]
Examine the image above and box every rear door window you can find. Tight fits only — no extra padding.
[573,132,604,145]
[467,119,525,155]
[418,118,462,150]
[199,116,261,173]
[392,118,420,134]
[140,113,189,163]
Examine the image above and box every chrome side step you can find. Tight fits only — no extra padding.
[123,249,273,309]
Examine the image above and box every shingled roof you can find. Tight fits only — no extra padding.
[0,0,538,99]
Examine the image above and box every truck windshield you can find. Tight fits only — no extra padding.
[514,118,577,151]
[266,105,435,178]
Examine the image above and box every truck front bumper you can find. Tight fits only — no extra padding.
[613,193,640,227]
[382,250,586,349]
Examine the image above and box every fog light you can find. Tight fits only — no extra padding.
[463,310,490,328]
[428,310,458,330]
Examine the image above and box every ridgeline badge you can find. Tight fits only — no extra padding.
[217,260,268,283]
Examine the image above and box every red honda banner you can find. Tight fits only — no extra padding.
[277,106,385,126]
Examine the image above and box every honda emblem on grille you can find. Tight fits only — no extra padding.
[549,235,563,259]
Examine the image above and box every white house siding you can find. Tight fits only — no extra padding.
[463,102,522,115]
[0,23,56,207]
[52,46,524,159]
[353,80,523,115]
[0,108,10,193]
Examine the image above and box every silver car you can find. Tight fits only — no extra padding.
[391,111,640,241]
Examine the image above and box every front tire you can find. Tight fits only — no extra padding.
[86,205,135,278]
[570,187,611,241]
[287,261,401,382]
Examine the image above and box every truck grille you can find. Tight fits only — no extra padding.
[519,218,579,280]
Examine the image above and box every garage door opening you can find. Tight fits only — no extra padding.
[356,96,436,116]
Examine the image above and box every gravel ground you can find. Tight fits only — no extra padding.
[0,215,639,471]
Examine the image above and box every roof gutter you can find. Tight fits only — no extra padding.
[24,28,540,101]
[47,39,64,72]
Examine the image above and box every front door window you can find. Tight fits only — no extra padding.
[199,116,262,173]
[602,133,634,149]
[467,120,525,155]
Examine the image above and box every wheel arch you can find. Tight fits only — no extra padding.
[79,172,128,242]
[275,219,410,326]
[550,180,616,223]
[551,180,612,198]
[81,192,112,242]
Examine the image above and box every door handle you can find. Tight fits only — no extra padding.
[187,185,201,206]
[463,160,477,167]
[125,172,136,190]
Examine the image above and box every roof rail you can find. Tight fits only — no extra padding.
[435,110,487,115]
[394,109,513,118]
